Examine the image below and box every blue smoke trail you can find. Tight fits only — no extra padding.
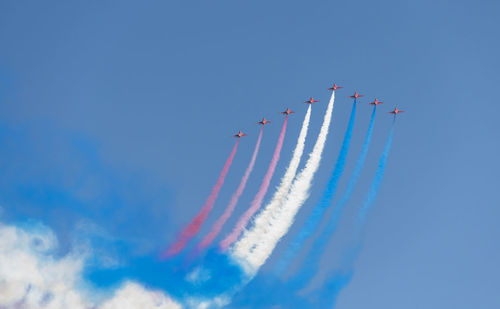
[230,274,312,308]
[358,117,394,225]
[275,101,357,276]
[85,249,249,306]
[314,269,353,308]
[316,118,396,308]
[291,106,377,287]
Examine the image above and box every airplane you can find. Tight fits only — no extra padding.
[388,107,404,115]
[233,131,247,138]
[328,83,343,91]
[349,92,364,99]
[281,108,295,115]
[257,118,272,125]
[369,99,384,105]
[304,97,320,104]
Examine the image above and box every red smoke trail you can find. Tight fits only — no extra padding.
[191,127,264,257]
[161,139,240,258]
[220,116,288,250]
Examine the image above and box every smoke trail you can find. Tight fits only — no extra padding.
[274,100,357,276]
[88,248,250,308]
[357,119,394,225]
[314,269,354,308]
[234,91,335,274]
[161,140,240,258]
[317,119,396,308]
[220,116,289,250]
[291,106,377,286]
[234,106,312,258]
[193,126,264,256]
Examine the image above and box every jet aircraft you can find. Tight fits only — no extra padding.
[257,118,272,125]
[233,131,247,138]
[369,99,384,105]
[281,108,295,115]
[349,92,364,99]
[388,107,404,115]
[304,97,320,104]
[328,83,343,91]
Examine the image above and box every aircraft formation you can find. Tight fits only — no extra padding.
[160,81,403,308]
[233,83,403,139]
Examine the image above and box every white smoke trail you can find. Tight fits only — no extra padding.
[232,91,335,274]
[233,105,311,258]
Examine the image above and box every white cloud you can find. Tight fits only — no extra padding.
[0,222,182,309]
[101,282,181,309]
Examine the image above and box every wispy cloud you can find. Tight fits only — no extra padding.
[0,221,181,309]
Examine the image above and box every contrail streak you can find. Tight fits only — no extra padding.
[291,106,377,286]
[161,139,240,258]
[233,91,335,274]
[220,116,289,250]
[193,126,264,256]
[234,106,312,258]
[274,100,357,276]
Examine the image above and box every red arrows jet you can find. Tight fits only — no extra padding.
[257,118,272,125]
[281,108,295,115]
[304,97,320,104]
[233,131,247,138]
[369,99,384,105]
[349,92,364,99]
[388,107,404,115]
[328,83,343,91]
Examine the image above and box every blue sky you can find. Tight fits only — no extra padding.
[0,0,499,308]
